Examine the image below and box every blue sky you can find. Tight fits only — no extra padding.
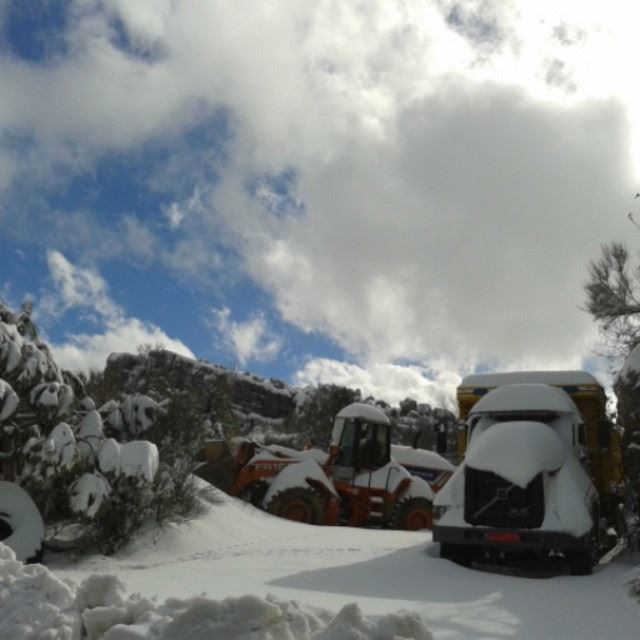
[1,2,638,405]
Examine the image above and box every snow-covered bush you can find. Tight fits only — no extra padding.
[0,300,163,556]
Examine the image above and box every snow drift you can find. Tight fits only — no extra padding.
[0,543,433,640]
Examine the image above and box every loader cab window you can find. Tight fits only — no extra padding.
[334,419,390,469]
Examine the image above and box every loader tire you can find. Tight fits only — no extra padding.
[393,497,433,531]
[266,487,325,525]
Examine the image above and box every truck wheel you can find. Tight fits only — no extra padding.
[566,550,593,576]
[266,487,325,525]
[0,481,45,563]
[393,498,433,531]
[440,543,477,568]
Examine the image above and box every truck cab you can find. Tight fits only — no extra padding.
[434,371,622,574]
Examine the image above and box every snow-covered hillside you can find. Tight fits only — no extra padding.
[12,487,635,640]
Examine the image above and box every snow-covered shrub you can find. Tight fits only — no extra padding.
[0,301,163,556]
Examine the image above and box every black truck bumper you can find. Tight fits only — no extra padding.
[433,524,590,551]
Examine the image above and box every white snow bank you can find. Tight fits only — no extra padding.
[391,445,455,471]
[0,543,433,640]
[465,421,566,488]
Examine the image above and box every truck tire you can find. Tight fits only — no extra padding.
[266,487,325,525]
[393,497,433,531]
[440,543,477,568]
[0,481,45,563]
[566,549,593,576]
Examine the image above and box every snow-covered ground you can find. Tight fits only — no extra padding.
[4,488,640,639]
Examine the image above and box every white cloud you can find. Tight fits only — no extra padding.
[3,3,640,382]
[211,307,282,367]
[42,251,193,372]
[43,250,121,321]
[294,358,461,409]
[52,317,194,373]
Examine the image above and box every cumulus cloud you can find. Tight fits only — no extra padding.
[42,251,193,372]
[52,317,194,372]
[211,307,282,367]
[294,358,461,408]
[2,2,639,385]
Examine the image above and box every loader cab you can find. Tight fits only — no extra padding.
[330,403,391,472]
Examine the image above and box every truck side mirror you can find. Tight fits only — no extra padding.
[598,420,610,448]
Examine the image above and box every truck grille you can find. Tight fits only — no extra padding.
[464,467,544,528]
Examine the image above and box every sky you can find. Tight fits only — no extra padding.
[1,1,639,407]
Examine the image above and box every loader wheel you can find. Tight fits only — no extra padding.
[266,487,325,525]
[393,497,433,531]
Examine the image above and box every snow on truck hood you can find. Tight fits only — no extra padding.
[469,383,579,415]
[465,421,566,488]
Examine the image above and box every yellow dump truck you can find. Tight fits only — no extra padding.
[434,371,623,574]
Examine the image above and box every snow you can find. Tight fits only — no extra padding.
[0,379,18,421]
[465,421,566,488]
[78,410,105,459]
[0,321,24,373]
[262,458,337,506]
[119,441,159,482]
[470,383,579,415]
[617,343,640,384]
[336,403,389,424]
[391,445,455,472]
[460,371,601,389]
[70,473,111,518]
[43,422,78,469]
[30,381,74,414]
[98,439,122,475]
[121,395,160,436]
[1,541,436,640]
[0,481,45,562]
[41,487,640,640]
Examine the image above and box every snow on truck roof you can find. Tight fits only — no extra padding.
[460,370,601,389]
[470,383,580,415]
[336,403,389,424]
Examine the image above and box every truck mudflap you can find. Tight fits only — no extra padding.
[433,525,591,551]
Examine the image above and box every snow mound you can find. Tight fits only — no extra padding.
[466,421,566,488]
[391,445,455,471]
[0,543,433,640]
